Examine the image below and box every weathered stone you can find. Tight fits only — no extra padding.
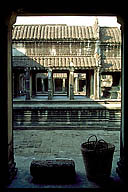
[30,159,76,183]
[13,102,121,130]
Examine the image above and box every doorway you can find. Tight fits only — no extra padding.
[7,14,123,188]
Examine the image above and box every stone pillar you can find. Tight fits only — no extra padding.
[48,68,53,100]
[94,67,100,99]
[13,72,18,97]
[69,67,74,100]
[1,12,17,185]
[31,71,36,97]
[13,73,15,97]
[67,72,69,97]
[118,73,121,99]
[14,71,19,97]
[74,74,79,94]
[90,71,94,98]
[116,20,128,181]
[25,67,31,100]
[62,78,66,93]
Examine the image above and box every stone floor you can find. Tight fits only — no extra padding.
[8,129,125,189]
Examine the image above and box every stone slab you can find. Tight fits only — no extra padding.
[30,159,76,183]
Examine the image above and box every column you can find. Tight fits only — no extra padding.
[62,78,66,93]
[1,12,17,185]
[67,72,69,97]
[48,68,53,100]
[30,72,32,97]
[25,67,30,100]
[90,71,94,98]
[32,71,36,97]
[94,67,100,99]
[69,68,74,100]
[74,74,79,94]
[118,73,121,99]
[13,73,15,97]
[116,19,128,181]
[13,72,19,97]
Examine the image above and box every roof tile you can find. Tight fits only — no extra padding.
[100,27,121,43]
[12,25,98,41]
[102,58,121,71]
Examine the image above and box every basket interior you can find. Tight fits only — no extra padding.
[82,141,109,151]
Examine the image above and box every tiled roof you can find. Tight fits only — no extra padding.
[13,56,121,71]
[12,56,97,69]
[12,25,121,43]
[12,25,97,41]
[100,27,121,43]
[102,58,121,71]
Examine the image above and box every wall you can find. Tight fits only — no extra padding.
[13,101,121,130]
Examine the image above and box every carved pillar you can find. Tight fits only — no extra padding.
[116,19,128,181]
[69,64,74,100]
[94,67,100,99]
[118,73,121,99]
[62,78,66,93]
[25,67,31,100]
[90,71,94,98]
[67,72,69,97]
[48,68,53,100]
[74,74,78,94]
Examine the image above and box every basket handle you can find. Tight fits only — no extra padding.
[96,139,108,149]
[87,135,98,143]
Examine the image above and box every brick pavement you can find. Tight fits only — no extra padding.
[13,129,120,159]
[9,129,121,188]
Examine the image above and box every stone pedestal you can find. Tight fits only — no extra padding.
[30,159,76,183]
[110,86,119,99]
[8,160,17,184]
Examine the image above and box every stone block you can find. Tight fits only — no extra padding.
[30,159,76,183]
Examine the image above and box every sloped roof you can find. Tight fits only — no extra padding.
[12,25,121,43]
[12,25,97,41]
[12,56,121,71]
[102,58,121,71]
[12,56,97,69]
[100,27,121,43]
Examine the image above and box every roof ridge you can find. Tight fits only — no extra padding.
[13,24,93,27]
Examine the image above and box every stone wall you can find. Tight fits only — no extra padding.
[13,101,121,130]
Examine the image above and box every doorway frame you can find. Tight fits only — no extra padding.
[2,8,127,187]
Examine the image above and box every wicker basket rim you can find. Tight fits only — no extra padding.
[81,141,115,152]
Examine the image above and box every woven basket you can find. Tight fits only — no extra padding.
[81,135,115,180]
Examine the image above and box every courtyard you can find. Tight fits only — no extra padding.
[8,129,122,189]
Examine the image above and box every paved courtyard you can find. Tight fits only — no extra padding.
[8,129,122,189]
